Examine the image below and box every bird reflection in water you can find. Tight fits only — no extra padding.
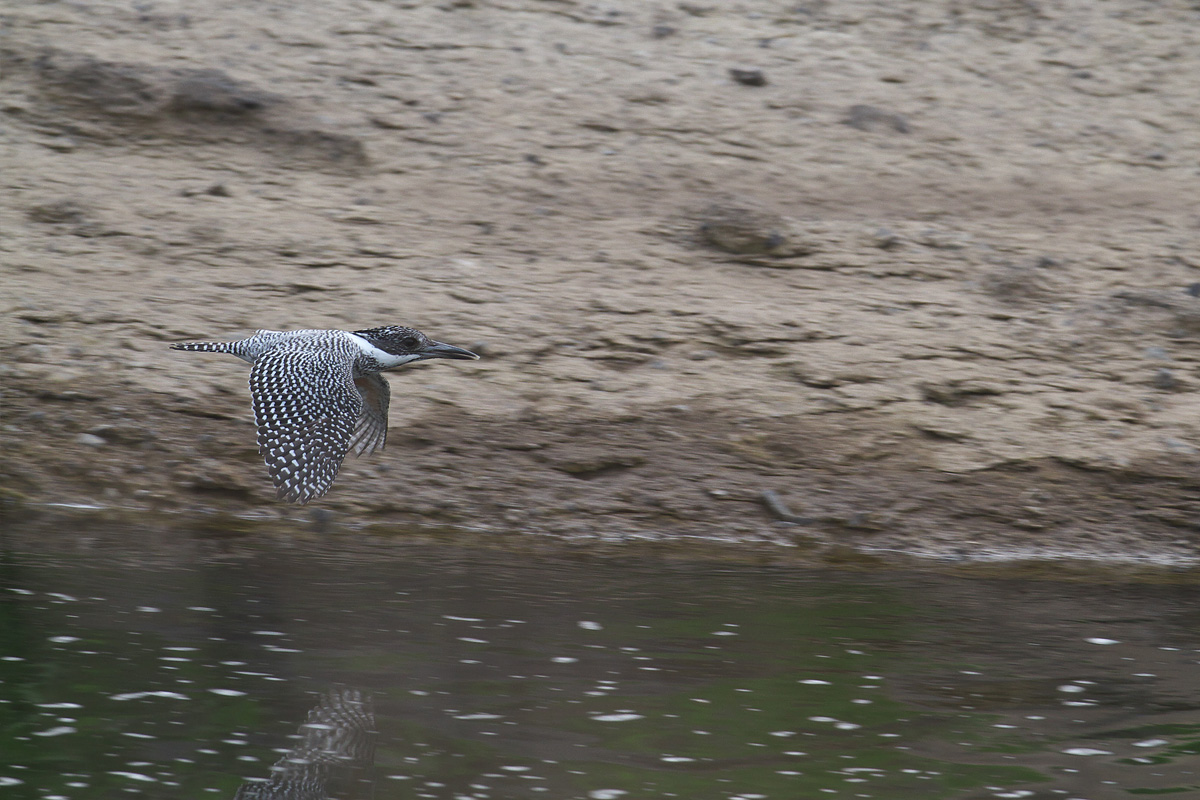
[233,688,376,800]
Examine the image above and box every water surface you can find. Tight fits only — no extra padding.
[2,524,1199,799]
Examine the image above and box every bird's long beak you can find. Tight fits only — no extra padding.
[418,341,480,361]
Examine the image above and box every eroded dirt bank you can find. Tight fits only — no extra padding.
[3,1,1200,562]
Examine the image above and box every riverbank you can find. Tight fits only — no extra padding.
[4,0,1200,563]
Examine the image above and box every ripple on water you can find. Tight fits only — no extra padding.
[591,713,643,722]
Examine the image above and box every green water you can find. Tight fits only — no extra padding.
[1,527,1199,799]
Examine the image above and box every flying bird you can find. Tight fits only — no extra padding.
[171,326,478,503]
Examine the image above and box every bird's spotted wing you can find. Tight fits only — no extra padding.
[349,373,390,457]
[249,347,362,504]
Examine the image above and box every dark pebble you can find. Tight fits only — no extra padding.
[1153,368,1180,391]
[729,66,767,87]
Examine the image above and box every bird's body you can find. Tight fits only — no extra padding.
[171,326,478,504]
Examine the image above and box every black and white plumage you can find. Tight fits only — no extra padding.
[171,326,478,504]
[233,688,376,800]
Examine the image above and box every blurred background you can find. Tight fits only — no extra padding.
[3,1,1200,573]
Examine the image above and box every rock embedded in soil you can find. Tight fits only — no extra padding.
[696,202,819,259]
[728,66,767,86]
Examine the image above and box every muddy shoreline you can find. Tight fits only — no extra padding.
[4,1,1200,564]
[7,376,1200,567]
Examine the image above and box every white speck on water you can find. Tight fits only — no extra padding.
[2,657,25,662]
[690,698,711,704]
[136,607,161,613]
[386,775,412,780]
[37,703,83,709]
[410,690,429,696]
[187,606,217,612]
[208,689,247,697]
[46,593,78,602]
[552,657,578,664]
[250,630,286,636]
[123,732,156,739]
[455,713,502,720]
[851,699,873,704]
[661,756,695,763]
[111,691,189,701]
[48,636,80,643]
[800,679,831,685]
[809,716,838,723]
[578,621,603,630]
[1057,684,1086,693]
[588,791,627,800]
[32,726,75,737]
[1085,638,1120,645]
[784,751,808,756]
[108,771,157,782]
[164,647,199,652]
[458,637,489,644]
[711,631,737,636]
[1062,748,1112,756]
[835,722,862,730]
[1133,738,1170,747]
[500,766,531,772]
[0,778,23,786]
[769,731,797,737]
[592,713,643,722]
[444,615,484,622]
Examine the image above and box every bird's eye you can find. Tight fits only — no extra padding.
[399,336,420,351]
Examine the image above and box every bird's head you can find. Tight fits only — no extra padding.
[353,326,479,368]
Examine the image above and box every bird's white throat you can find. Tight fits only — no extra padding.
[347,333,421,369]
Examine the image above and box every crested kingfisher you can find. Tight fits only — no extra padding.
[171,326,478,504]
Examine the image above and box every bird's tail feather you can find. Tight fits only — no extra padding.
[170,341,237,353]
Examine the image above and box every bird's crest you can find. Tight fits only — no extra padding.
[353,326,429,356]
